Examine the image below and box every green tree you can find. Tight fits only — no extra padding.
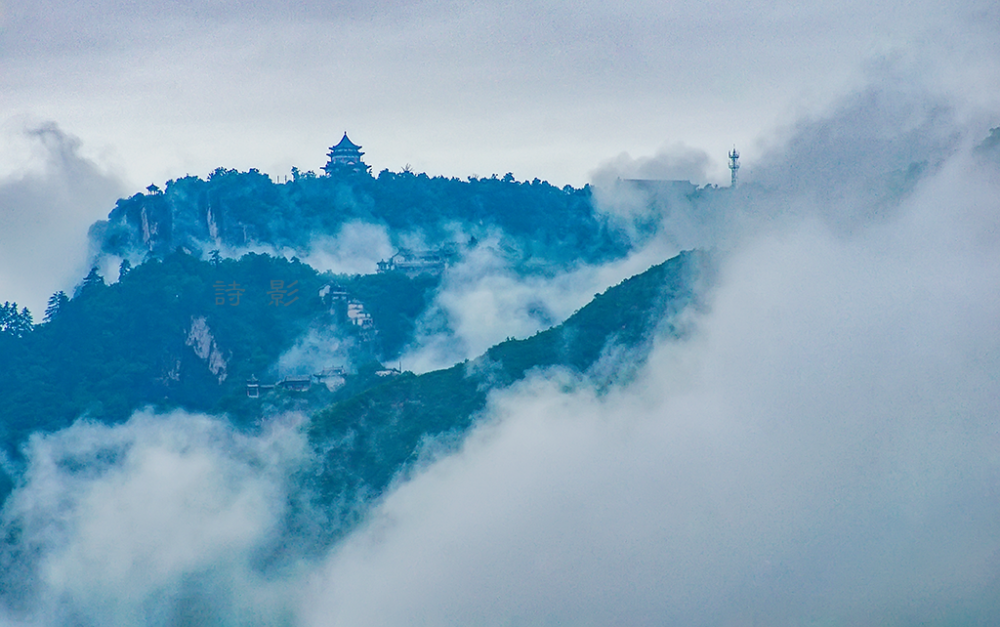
[43,291,69,323]
[73,267,105,301]
[82,267,103,288]
[0,302,33,337]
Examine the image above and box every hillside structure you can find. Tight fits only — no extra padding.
[323,133,369,175]
[377,245,459,276]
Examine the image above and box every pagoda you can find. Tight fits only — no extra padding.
[323,132,369,175]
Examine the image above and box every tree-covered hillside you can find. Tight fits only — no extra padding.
[89,167,630,268]
[0,245,709,539]
[0,251,441,461]
[306,250,709,537]
[0,138,713,526]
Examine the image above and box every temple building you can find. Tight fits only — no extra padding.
[323,133,369,175]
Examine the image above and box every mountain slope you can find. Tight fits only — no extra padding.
[0,247,709,543]
[0,252,440,458]
[306,249,710,535]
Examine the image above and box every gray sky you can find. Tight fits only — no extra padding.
[2,0,995,188]
[1,0,998,311]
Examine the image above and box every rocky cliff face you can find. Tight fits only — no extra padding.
[185,316,228,383]
[88,169,284,262]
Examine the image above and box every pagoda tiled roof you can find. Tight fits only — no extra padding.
[332,133,361,150]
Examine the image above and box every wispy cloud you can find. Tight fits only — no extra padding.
[400,231,681,373]
[0,121,124,315]
[302,222,394,277]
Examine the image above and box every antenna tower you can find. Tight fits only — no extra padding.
[728,146,740,187]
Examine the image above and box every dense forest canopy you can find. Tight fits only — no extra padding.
[0,246,707,523]
[89,166,633,270]
[0,249,452,454]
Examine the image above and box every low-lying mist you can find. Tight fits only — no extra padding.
[0,410,313,626]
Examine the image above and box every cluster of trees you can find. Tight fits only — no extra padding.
[339,271,440,358]
[0,303,32,339]
[0,240,707,545]
[89,166,630,270]
[0,250,443,466]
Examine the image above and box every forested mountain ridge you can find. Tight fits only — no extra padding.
[89,167,631,269]
[0,246,709,532]
[1,152,713,539]
[0,251,440,460]
[306,250,710,537]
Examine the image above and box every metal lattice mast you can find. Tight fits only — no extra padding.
[728,146,740,187]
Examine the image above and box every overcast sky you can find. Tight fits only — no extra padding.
[1,0,999,310]
[3,0,997,189]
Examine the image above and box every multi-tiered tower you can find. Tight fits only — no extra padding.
[323,133,368,175]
